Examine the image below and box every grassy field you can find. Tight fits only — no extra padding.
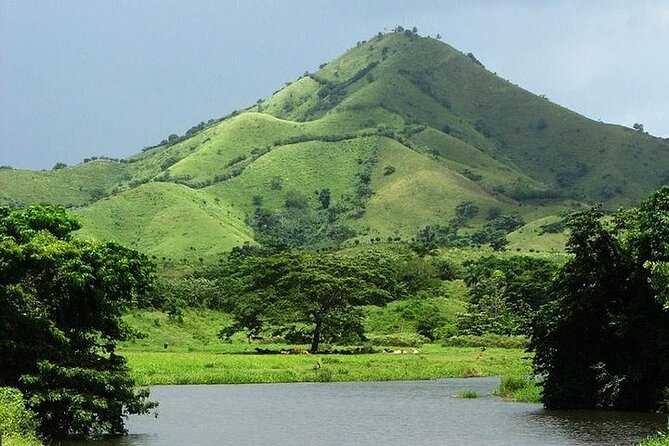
[120,309,532,387]
[124,345,532,386]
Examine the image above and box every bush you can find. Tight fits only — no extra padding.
[366,333,429,347]
[442,334,528,349]
[0,387,41,445]
[496,375,542,403]
[456,389,478,398]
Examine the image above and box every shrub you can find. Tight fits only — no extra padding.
[496,375,542,403]
[442,334,528,349]
[0,387,41,445]
[456,389,478,398]
[366,333,429,347]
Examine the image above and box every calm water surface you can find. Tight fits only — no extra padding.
[65,377,666,446]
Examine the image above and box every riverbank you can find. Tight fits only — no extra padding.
[123,345,532,386]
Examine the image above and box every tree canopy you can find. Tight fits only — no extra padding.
[0,205,156,438]
[531,187,669,410]
[219,250,400,352]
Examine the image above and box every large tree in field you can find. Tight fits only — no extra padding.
[0,205,157,439]
[222,251,396,353]
[531,187,669,410]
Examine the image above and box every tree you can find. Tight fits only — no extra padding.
[0,205,157,438]
[317,188,331,210]
[221,251,396,352]
[531,188,669,410]
[52,162,67,170]
[458,256,557,336]
[455,201,479,220]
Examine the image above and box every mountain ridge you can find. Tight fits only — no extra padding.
[2,30,667,269]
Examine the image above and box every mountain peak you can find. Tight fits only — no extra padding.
[2,30,668,268]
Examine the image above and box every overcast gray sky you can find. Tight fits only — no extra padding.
[2,0,668,170]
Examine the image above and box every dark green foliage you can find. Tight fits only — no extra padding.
[52,162,67,171]
[471,213,525,250]
[531,187,669,410]
[457,256,557,336]
[555,163,589,189]
[225,154,247,167]
[250,195,357,251]
[160,156,180,170]
[89,187,106,201]
[284,190,309,210]
[270,176,283,190]
[414,301,449,341]
[455,201,479,220]
[0,205,156,438]
[460,168,482,182]
[487,206,502,220]
[487,212,524,232]
[443,334,528,349]
[316,188,331,209]
[147,277,222,316]
[428,256,462,280]
[217,251,398,352]
[539,218,568,234]
[412,215,475,254]
[467,52,484,68]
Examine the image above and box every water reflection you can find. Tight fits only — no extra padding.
[528,409,667,445]
[61,378,665,446]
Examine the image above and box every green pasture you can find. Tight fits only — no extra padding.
[124,346,531,386]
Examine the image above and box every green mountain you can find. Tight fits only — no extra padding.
[2,30,667,268]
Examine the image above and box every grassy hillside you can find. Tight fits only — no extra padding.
[75,182,253,273]
[2,29,666,266]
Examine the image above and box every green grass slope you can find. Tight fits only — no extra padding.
[0,161,130,208]
[75,182,253,272]
[2,30,668,265]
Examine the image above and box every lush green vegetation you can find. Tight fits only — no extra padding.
[0,206,156,439]
[123,346,531,386]
[532,187,669,410]
[3,30,668,270]
[5,28,669,441]
[0,387,42,446]
[638,433,669,446]
[495,375,542,403]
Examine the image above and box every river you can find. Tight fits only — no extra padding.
[64,377,666,445]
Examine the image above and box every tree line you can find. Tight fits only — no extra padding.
[3,186,669,440]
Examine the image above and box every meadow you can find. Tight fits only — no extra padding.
[120,308,536,402]
[124,345,532,387]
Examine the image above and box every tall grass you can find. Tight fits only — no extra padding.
[494,374,542,403]
[637,433,669,446]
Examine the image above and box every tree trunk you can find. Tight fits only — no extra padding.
[310,317,322,354]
